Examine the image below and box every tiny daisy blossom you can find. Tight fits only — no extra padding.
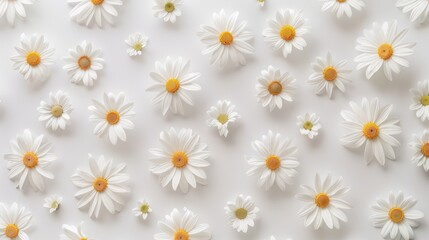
[319,0,365,18]
[149,128,210,193]
[132,199,152,220]
[0,202,32,240]
[0,0,35,25]
[125,33,148,56]
[409,80,429,122]
[257,0,265,7]
[225,194,260,233]
[38,90,73,131]
[63,41,105,87]
[371,191,424,240]
[153,0,183,23]
[207,100,240,137]
[308,52,352,98]
[43,195,63,213]
[147,56,201,116]
[262,9,310,59]
[10,33,55,82]
[340,98,401,166]
[397,0,429,23]
[246,130,299,191]
[296,173,352,230]
[4,129,57,191]
[68,0,123,27]
[197,9,254,68]
[409,130,429,172]
[256,65,296,111]
[88,92,135,145]
[297,113,322,139]
[61,222,91,240]
[354,21,415,81]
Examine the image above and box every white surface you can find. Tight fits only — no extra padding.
[0,0,428,239]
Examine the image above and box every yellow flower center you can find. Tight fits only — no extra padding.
[5,224,19,238]
[164,2,175,13]
[133,43,143,51]
[378,43,394,60]
[235,208,248,220]
[265,155,281,171]
[165,78,181,93]
[421,143,429,157]
[93,177,108,192]
[303,121,313,130]
[174,229,189,240]
[420,96,429,106]
[51,201,59,209]
[51,105,63,118]
[217,114,229,124]
[362,122,379,140]
[268,81,283,95]
[26,51,41,67]
[323,66,338,81]
[315,193,330,208]
[91,0,104,5]
[78,56,92,70]
[81,238,88,240]
[337,0,346,2]
[106,111,120,125]
[389,207,405,223]
[22,152,38,169]
[171,151,188,168]
[280,25,296,41]
[219,31,234,45]
[140,204,150,213]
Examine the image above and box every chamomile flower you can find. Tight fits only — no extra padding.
[256,65,296,111]
[257,0,265,7]
[149,128,210,193]
[409,130,429,172]
[397,0,429,23]
[371,191,424,240]
[246,130,299,191]
[206,100,240,137]
[296,173,352,230]
[63,41,105,87]
[38,90,73,131]
[0,202,32,240]
[132,199,152,220]
[307,52,352,98]
[4,129,57,191]
[262,9,310,59]
[10,33,55,82]
[341,98,401,166]
[71,154,130,218]
[0,0,35,25]
[61,222,91,240]
[319,0,365,18]
[409,80,429,122]
[354,21,415,81]
[43,195,63,213]
[197,9,254,68]
[88,92,135,145]
[225,194,259,233]
[68,0,123,27]
[154,208,211,240]
[125,33,148,56]
[147,56,201,116]
[297,113,322,139]
[153,0,183,23]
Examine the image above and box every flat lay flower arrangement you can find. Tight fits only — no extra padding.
[0,0,428,239]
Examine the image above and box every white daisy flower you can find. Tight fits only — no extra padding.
[71,154,130,218]
[88,92,135,145]
[153,0,183,23]
[409,80,429,122]
[61,222,91,240]
[206,100,240,138]
[68,0,123,27]
[10,33,55,82]
[132,199,152,220]
[397,0,429,23]
[197,9,254,68]
[63,41,104,87]
[256,65,296,111]
[371,191,424,240]
[38,90,73,131]
[225,194,259,233]
[43,194,63,213]
[4,129,57,191]
[307,52,352,98]
[257,0,265,7]
[297,113,322,139]
[149,128,210,193]
[340,98,401,166]
[0,202,32,240]
[354,21,415,81]
[262,9,310,59]
[147,56,201,116]
[0,0,34,25]
[409,130,429,172]
[155,208,211,240]
[125,32,148,57]
[269,237,292,240]
[246,130,299,191]
[296,173,352,230]
[319,0,365,18]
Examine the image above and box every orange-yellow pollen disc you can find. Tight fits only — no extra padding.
[91,0,104,5]
[280,25,296,41]
[268,81,283,95]
[421,143,429,157]
[5,224,19,238]
[219,31,234,45]
[389,207,405,223]
[51,105,63,118]
[174,229,189,240]
[323,66,338,81]
[217,114,229,124]
[235,208,248,220]
[265,155,281,171]
[378,43,394,60]
[337,0,346,2]
[106,111,120,125]
[315,193,330,208]
[78,56,92,70]
[22,152,38,169]
[93,177,108,192]
[171,151,188,168]
[165,79,181,93]
[26,51,41,67]
[420,96,429,106]
[362,122,379,140]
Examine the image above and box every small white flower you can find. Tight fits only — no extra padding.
[409,130,429,172]
[257,0,265,7]
[38,90,73,131]
[225,194,259,233]
[43,195,63,213]
[319,0,365,18]
[68,0,123,27]
[153,0,183,23]
[125,33,148,57]
[397,0,429,23]
[132,199,152,220]
[409,80,429,122]
[0,202,32,240]
[207,100,240,137]
[0,0,35,25]
[297,113,322,139]
[269,237,292,240]
[61,222,92,240]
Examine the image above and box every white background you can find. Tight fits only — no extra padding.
[0,0,428,239]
